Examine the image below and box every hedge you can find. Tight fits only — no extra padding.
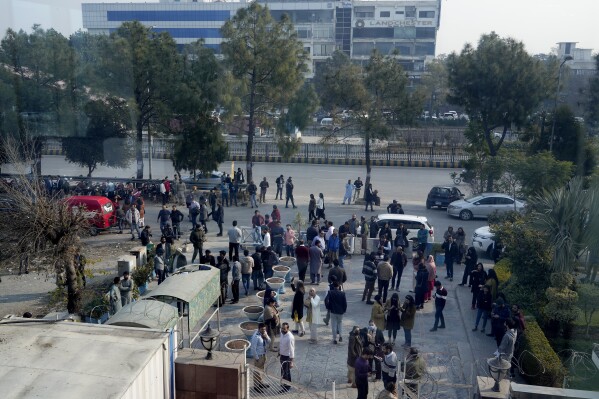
[517,320,566,387]
[493,258,512,285]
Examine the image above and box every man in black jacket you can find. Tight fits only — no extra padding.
[170,205,184,239]
[325,281,347,344]
[285,177,297,208]
[251,247,264,290]
[442,236,459,281]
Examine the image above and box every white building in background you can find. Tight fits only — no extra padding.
[82,0,442,79]
[556,42,596,75]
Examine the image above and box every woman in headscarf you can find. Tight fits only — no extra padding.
[291,281,306,336]
[263,297,280,350]
[424,255,437,302]
[460,246,478,287]
[371,295,386,331]
[485,269,500,301]
[384,293,401,345]
[305,287,322,344]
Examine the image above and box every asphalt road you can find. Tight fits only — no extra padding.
[32,156,487,245]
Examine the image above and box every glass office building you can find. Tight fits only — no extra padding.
[82,0,441,79]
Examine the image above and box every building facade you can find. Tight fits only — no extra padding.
[82,0,441,79]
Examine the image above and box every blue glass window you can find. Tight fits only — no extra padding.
[109,28,221,39]
[107,10,230,22]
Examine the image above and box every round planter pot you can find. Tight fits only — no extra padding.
[242,305,264,321]
[239,321,259,339]
[256,290,278,303]
[272,265,291,279]
[278,257,296,268]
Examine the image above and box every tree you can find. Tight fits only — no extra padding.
[577,283,599,336]
[531,177,594,274]
[447,33,547,190]
[0,138,90,314]
[170,40,226,177]
[315,50,422,195]
[62,98,133,177]
[221,3,308,183]
[418,57,449,119]
[98,22,182,179]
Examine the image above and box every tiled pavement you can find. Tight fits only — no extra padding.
[198,250,498,398]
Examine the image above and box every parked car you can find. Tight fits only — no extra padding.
[182,171,223,190]
[472,225,495,257]
[375,214,435,244]
[426,186,463,209]
[65,195,115,236]
[447,193,526,221]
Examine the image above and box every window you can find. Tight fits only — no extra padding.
[353,28,394,39]
[394,26,416,39]
[395,11,404,15]
[495,197,514,205]
[375,42,395,55]
[418,11,435,18]
[380,11,390,18]
[476,198,496,205]
[415,42,435,56]
[355,11,374,18]
[352,42,375,56]
[416,27,436,39]
[405,6,416,18]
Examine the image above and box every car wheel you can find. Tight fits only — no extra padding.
[426,201,431,209]
[459,210,473,221]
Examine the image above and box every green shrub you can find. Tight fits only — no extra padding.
[493,259,512,285]
[517,320,566,387]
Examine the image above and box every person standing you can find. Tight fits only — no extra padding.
[279,322,295,392]
[250,323,271,393]
[251,247,264,290]
[247,180,258,208]
[284,224,296,257]
[347,326,363,388]
[291,281,306,336]
[189,225,205,264]
[390,246,407,292]
[328,259,348,289]
[220,179,230,207]
[140,226,152,246]
[325,281,347,344]
[285,177,297,208]
[217,251,231,306]
[498,319,517,366]
[473,285,493,333]
[154,249,166,285]
[460,246,478,287]
[316,193,325,220]
[295,240,310,282]
[381,343,398,386]
[371,295,386,331]
[230,255,241,304]
[425,255,437,302]
[417,224,429,254]
[157,205,171,235]
[170,205,184,239]
[362,253,378,304]
[251,210,265,244]
[377,255,393,303]
[271,205,281,223]
[108,276,122,315]
[271,221,285,256]
[343,179,353,205]
[364,183,374,211]
[400,295,416,347]
[309,240,324,285]
[305,288,321,344]
[263,297,280,350]
[117,271,133,307]
[361,216,369,255]
[353,177,363,202]
[175,176,186,206]
[126,206,141,241]
[227,220,242,260]
[327,229,340,267]
[259,177,269,203]
[384,293,401,344]
[414,263,429,309]
[199,201,209,233]
[470,263,487,310]
[488,298,511,346]
[355,348,372,399]
[404,347,426,395]
[442,235,458,281]
[308,194,317,221]
[275,175,285,200]
[160,179,168,205]
[240,249,253,296]
[211,201,224,236]
[430,281,447,331]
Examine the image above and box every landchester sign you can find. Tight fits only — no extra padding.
[356,19,434,27]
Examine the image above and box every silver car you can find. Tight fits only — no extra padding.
[447,193,525,221]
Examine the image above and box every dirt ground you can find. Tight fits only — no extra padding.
[0,235,144,318]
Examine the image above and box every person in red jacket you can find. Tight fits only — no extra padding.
[295,240,310,282]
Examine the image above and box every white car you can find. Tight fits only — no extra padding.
[472,226,495,257]
[375,214,435,243]
[447,193,526,221]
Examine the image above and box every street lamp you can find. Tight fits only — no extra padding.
[549,56,573,151]
[199,323,220,360]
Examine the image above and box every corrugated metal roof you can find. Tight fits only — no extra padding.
[147,266,219,303]
[105,299,178,330]
[0,321,169,399]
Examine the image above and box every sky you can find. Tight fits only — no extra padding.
[0,0,597,56]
